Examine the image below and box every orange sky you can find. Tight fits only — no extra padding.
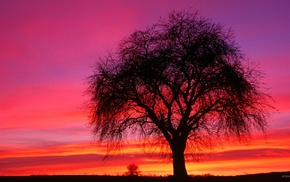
[1,0,290,176]
[1,126,290,176]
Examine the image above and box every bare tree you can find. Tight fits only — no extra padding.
[124,163,141,176]
[87,10,272,178]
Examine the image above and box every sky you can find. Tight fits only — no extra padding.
[1,0,290,176]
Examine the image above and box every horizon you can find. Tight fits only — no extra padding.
[1,0,290,176]
[1,170,290,177]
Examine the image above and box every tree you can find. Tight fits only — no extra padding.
[87,10,272,178]
[124,163,141,176]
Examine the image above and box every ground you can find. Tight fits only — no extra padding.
[0,171,290,182]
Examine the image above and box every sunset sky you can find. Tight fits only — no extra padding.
[1,0,290,176]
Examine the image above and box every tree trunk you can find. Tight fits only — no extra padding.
[171,140,188,178]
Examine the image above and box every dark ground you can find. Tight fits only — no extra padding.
[1,171,290,182]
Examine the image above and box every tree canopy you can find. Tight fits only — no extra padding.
[87,10,272,178]
[124,163,141,176]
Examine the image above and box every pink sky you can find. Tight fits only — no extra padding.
[1,0,290,176]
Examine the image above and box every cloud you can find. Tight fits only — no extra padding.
[0,141,152,176]
[2,142,290,176]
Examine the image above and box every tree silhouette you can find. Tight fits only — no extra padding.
[87,10,272,178]
[124,163,141,176]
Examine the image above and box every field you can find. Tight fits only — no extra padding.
[1,171,290,182]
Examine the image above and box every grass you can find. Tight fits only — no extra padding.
[1,171,290,182]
